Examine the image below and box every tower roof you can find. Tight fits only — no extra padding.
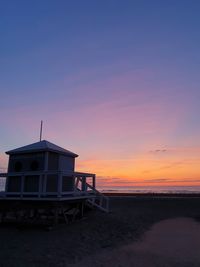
[6,140,78,157]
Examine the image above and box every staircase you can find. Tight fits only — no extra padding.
[75,177,109,213]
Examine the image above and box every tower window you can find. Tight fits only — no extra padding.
[30,160,39,171]
[14,161,23,172]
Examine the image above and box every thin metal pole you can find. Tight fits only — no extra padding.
[40,120,43,141]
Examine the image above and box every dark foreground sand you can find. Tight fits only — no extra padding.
[1,196,200,267]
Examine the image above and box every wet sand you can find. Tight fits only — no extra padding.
[73,217,200,267]
[0,197,200,266]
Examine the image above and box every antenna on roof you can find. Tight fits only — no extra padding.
[40,120,43,141]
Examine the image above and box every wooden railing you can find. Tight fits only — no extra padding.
[0,171,109,212]
[0,171,95,198]
[75,177,109,212]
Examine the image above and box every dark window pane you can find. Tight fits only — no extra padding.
[30,160,39,171]
[46,175,58,192]
[24,175,39,192]
[14,162,22,172]
[62,176,74,191]
[7,176,21,192]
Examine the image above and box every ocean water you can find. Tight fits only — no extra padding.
[99,185,200,194]
[1,177,200,194]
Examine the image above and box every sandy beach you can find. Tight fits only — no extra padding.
[1,196,200,267]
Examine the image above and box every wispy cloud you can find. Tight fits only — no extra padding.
[149,149,167,153]
[149,146,200,154]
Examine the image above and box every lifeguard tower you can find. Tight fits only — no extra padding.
[0,140,109,225]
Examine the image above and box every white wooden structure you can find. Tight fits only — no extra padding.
[0,140,109,216]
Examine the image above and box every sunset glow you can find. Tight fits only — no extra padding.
[1,1,200,188]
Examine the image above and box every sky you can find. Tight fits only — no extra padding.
[0,0,200,187]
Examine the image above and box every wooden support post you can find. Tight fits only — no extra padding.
[58,173,62,197]
[44,152,48,171]
[73,175,75,193]
[81,176,86,192]
[21,175,24,198]
[93,174,96,189]
[75,177,79,190]
[38,174,42,198]
[44,152,48,197]
[43,174,47,197]
[5,176,9,194]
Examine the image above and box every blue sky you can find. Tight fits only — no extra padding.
[0,1,200,185]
